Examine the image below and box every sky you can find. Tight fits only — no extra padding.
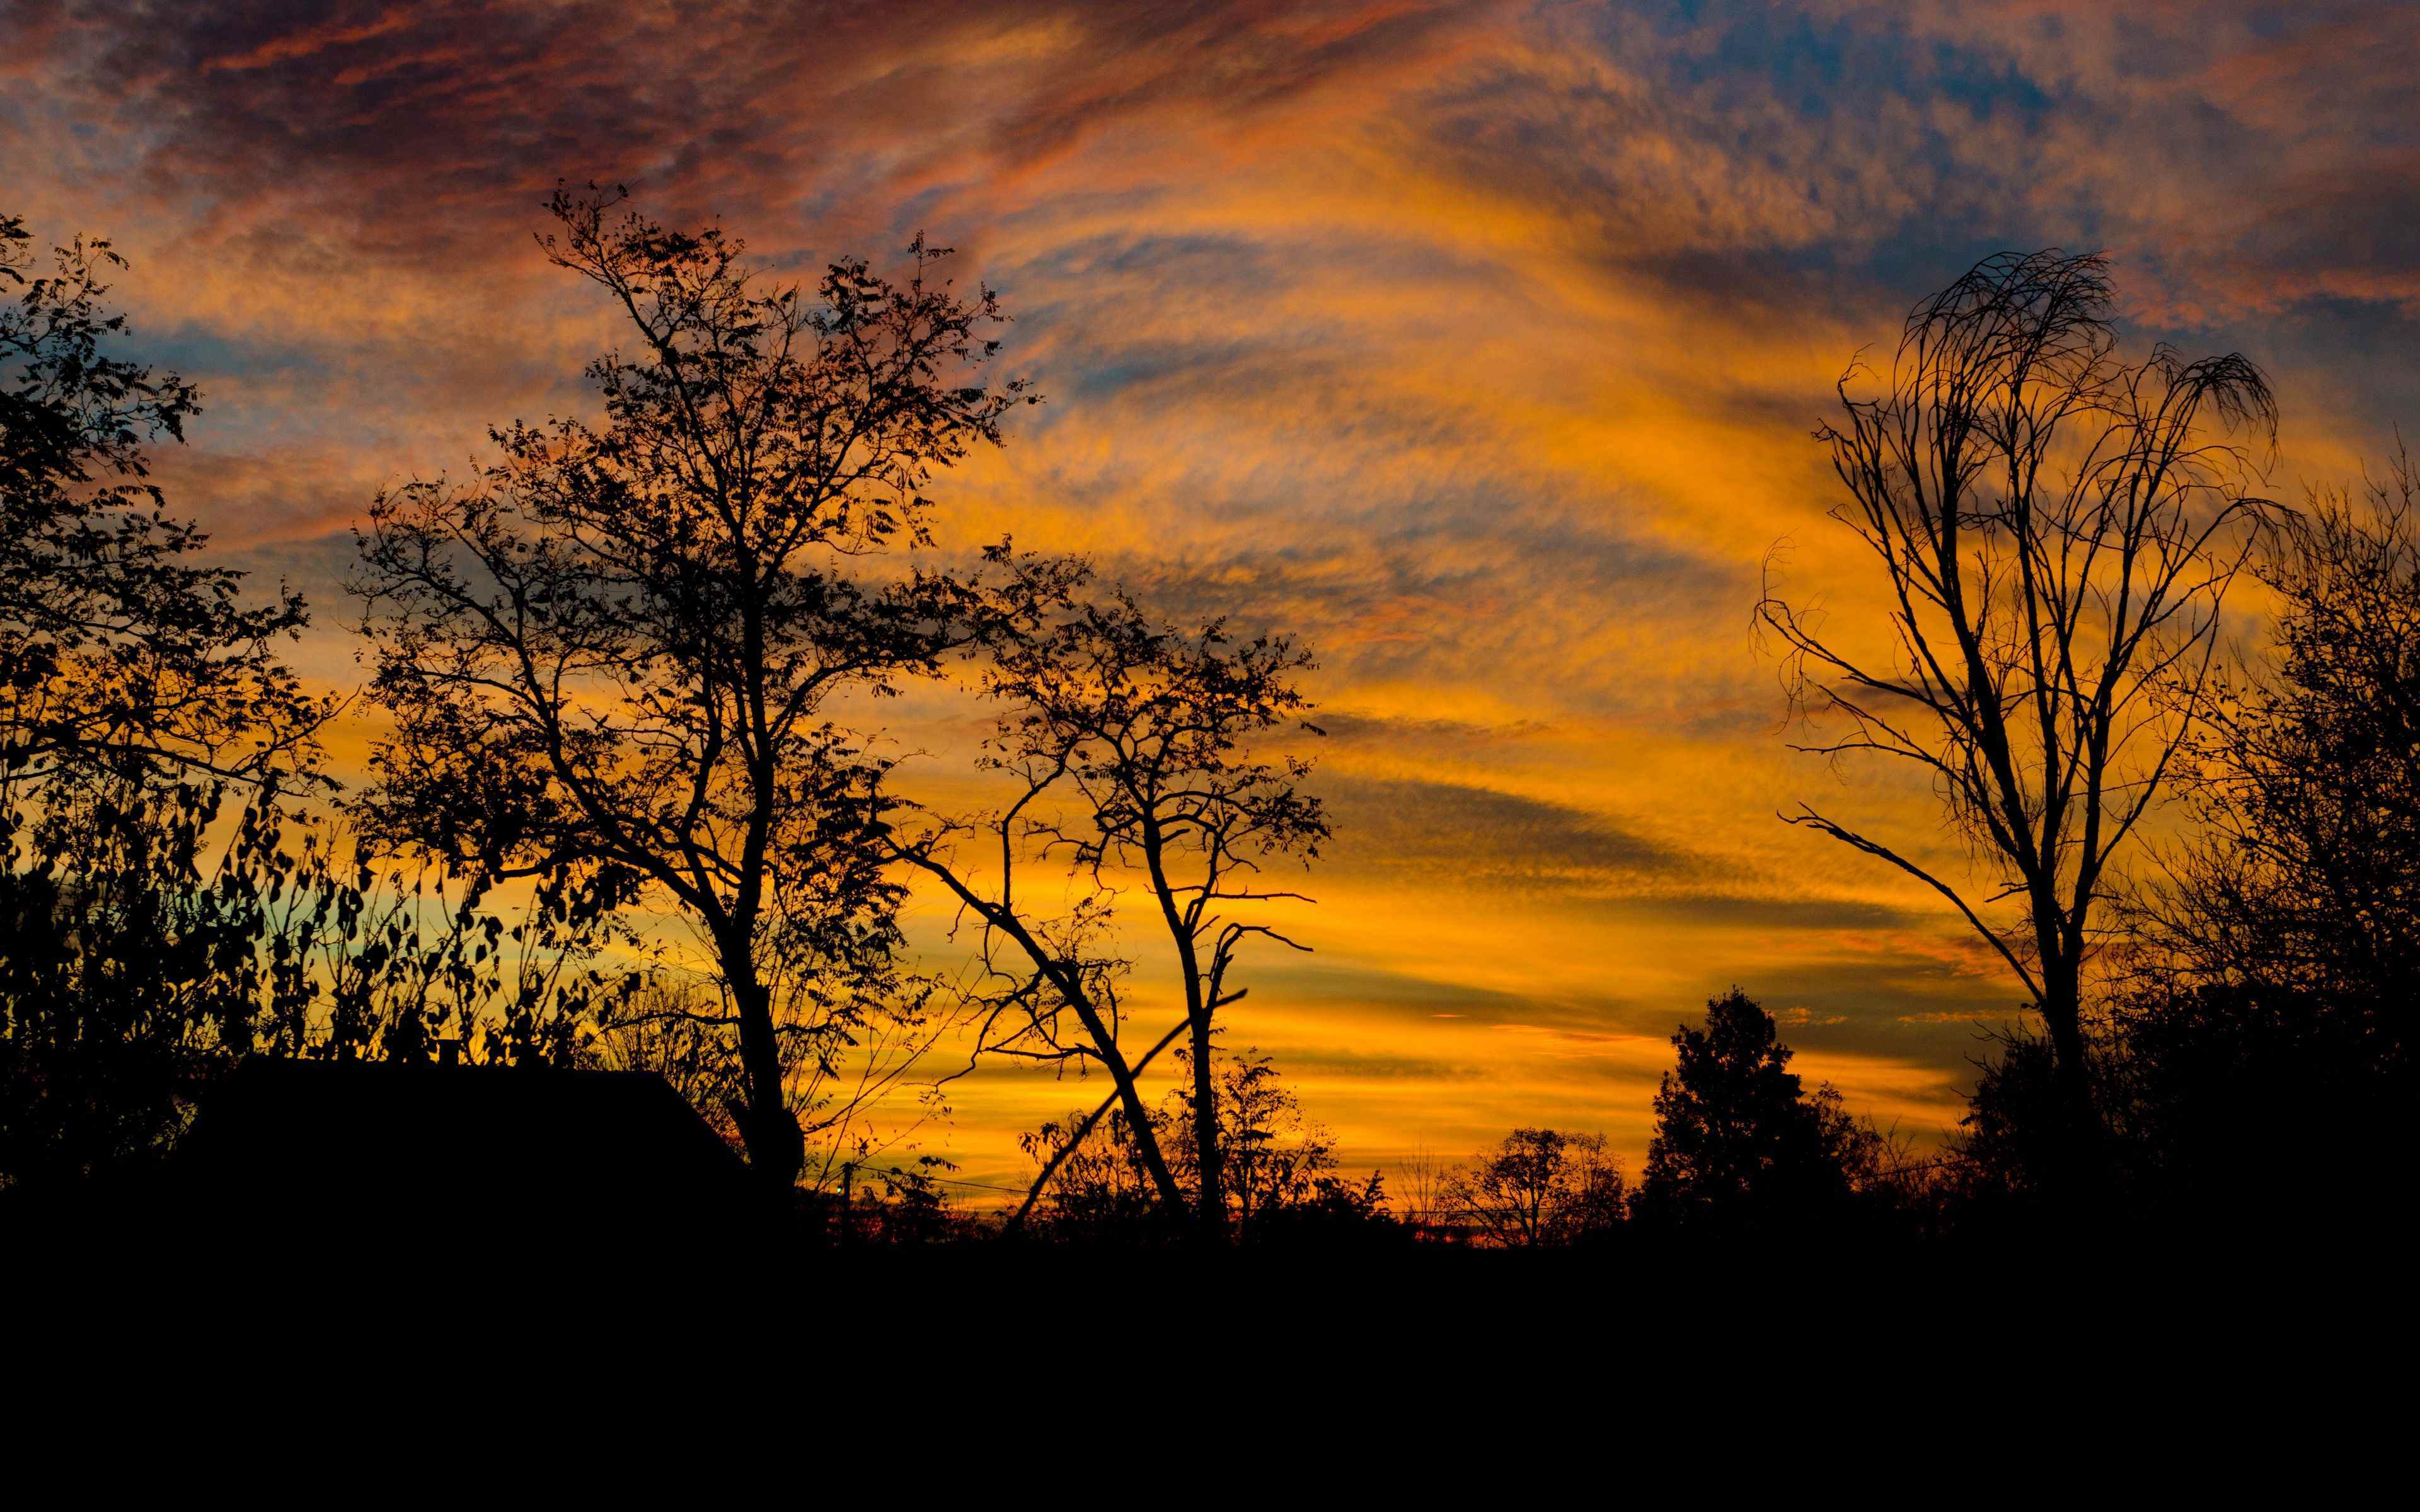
[8,0,2420,1196]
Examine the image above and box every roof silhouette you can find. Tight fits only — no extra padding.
[177,1057,751,1240]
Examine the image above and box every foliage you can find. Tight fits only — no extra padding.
[1,210,322,791]
[352,186,1035,1185]
[1943,451,2420,1230]
[1018,1102,1173,1241]
[2153,454,2420,1057]
[3,207,328,1188]
[1,780,626,1187]
[1630,988,1888,1232]
[1442,1127,1627,1247]
[1163,1045,1380,1237]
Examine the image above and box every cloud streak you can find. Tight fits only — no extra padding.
[9,0,2418,1187]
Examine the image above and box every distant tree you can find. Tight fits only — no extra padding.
[1,210,321,791]
[1391,1146,1464,1240]
[1444,1127,1626,1247]
[1630,988,1883,1231]
[1759,250,2276,1132]
[831,1154,959,1246]
[896,582,1328,1239]
[352,187,1036,1190]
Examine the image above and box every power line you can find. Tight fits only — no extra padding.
[835,1162,1032,1197]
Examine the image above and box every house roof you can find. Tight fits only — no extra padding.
[178,1057,751,1219]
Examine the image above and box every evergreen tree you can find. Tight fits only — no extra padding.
[1632,988,1880,1231]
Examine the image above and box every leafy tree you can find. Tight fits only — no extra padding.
[1165,1044,1372,1238]
[1,210,321,789]
[352,187,1035,1189]
[1,779,274,1184]
[2,209,326,1187]
[1959,455,2420,1225]
[2151,451,2420,1054]
[1443,1127,1626,1247]
[0,780,625,1187]
[826,1154,959,1246]
[1759,250,2275,1128]
[1631,988,1884,1232]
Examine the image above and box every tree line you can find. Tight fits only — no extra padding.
[4,197,2412,1249]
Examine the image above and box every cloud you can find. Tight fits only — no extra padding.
[1320,772,1691,890]
[9,0,2419,1179]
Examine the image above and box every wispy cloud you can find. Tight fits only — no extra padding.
[9,0,2416,1179]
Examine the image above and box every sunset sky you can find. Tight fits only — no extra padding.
[9,0,2419,1195]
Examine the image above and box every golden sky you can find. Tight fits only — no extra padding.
[10,0,2420,1194]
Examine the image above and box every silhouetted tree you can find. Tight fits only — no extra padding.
[898,655,1189,1225]
[1760,250,2275,1131]
[591,969,958,1191]
[1017,1102,1173,1241]
[2152,450,2420,1047]
[1,785,630,1186]
[1017,1045,1383,1244]
[1165,1045,1376,1239]
[1997,450,2420,1226]
[1,211,321,790]
[1,780,269,1184]
[1004,593,1326,1240]
[352,187,1035,1190]
[1444,1128,1626,1247]
[2,210,328,1187]
[831,1154,958,1246]
[896,581,1327,1238]
[1630,988,1882,1232]
[1391,1146,1464,1241]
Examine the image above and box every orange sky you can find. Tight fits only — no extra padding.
[10,0,2420,1197]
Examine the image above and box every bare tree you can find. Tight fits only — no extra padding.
[889,634,1188,1225]
[352,186,1034,1189]
[1000,589,1327,1240]
[1391,1145,1463,1240]
[894,580,1328,1238]
[1758,250,2274,1123]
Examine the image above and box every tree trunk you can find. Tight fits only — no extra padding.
[1189,1007,1224,1242]
[2036,953,2102,1201]
[2039,959,2089,1105]
[726,956,804,1192]
[1141,828,1224,1245]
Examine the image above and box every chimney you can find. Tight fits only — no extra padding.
[437,1038,463,1069]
